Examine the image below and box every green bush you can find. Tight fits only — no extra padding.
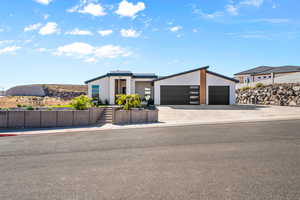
[255,83,264,88]
[26,106,34,110]
[70,95,93,110]
[116,94,141,110]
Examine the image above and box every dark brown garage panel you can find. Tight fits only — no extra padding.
[208,86,230,105]
[160,86,199,105]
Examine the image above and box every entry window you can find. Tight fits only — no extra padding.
[92,85,100,99]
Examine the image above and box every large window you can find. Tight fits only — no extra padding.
[91,85,100,99]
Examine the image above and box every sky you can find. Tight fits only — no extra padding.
[0,0,299,89]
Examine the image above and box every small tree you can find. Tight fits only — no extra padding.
[71,95,92,110]
[116,94,141,110]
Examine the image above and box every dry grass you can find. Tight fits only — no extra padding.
[0,96,71,108]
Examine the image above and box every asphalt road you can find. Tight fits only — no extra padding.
[1,120,300,200]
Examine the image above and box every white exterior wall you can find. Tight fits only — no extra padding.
[206,73,236,105]
[87,77,110,102]
[154,70,200,105]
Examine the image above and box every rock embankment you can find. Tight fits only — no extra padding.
[6,84,87,99]
[236,83,300,106]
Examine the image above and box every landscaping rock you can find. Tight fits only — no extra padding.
[236,83,300,106]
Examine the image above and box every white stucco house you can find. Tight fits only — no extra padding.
[85,66,238,105]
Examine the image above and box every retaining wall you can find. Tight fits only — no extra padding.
[113,109,158,124]
[0,108,104,129]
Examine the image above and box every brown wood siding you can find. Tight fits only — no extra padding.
[200,69,207,104]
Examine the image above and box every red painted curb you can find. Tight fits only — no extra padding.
[0,134,18,137]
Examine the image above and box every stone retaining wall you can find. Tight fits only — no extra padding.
[236,83,300,106]
[113,109,158,124]
[0,108,104,129]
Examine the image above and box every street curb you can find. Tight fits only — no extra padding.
[1,116,300,136]
[0,134,18,137]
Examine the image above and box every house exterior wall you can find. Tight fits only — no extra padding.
[154,70,201,105]
[206,73,236,105]
[87,77,110,102]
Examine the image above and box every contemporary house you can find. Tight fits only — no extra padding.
[234,66,300,84]
[85,66,238,105]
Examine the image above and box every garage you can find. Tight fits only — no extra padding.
[208,86,230,105]
[160,86,199,105]
[154,66,238,105]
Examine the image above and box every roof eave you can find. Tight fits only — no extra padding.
[154,66,209,82]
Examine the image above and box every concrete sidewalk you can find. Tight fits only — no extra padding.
[1,105,300,136]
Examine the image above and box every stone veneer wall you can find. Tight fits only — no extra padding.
[0,108,104,129]
[236,83,300,106]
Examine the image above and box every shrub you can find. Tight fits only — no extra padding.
[26,106,34,110]
[104,99,109,105]
[147,98,154,106]
[92,98,103,107]
[115,94,141,110]
[70,95,92,110]
[17,104,22,108]
[255,83,264,88]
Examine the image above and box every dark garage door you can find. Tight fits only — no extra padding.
[160,86,199,105]
[209,86,230,105]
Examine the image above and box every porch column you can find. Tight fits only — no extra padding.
[126,77,131,94]
[200,69,207,104]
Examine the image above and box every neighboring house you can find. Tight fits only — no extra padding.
[234,66,300,84]
[85,66,238,105]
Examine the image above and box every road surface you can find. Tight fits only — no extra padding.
[1,120,300,200]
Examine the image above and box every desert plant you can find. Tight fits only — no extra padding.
[115,94,141,110]
[255,83,264,88]
[70,95,92,110]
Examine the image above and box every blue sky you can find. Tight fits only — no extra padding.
[0,0,299,89]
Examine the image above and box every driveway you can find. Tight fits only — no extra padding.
[158,104,300,124]
[1,120,300,200]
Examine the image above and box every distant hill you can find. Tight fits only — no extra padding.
[6,84,87,99]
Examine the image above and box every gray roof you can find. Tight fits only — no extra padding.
[234,66,274,76]
[235,66,300,76]
[85,70,158,84]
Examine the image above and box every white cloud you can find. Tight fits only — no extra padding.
[94,45,131,58]
[65,28,93,36]
[35,0,52,5]
[115,0,145,18]
[240,0,264,7]
[24,23,42,32]
[39,22,59,35]
[55,42,131,60]
[37,48,48,52]
[68,1,106,17]
[226,5,239,15]
[169,26,182,32]
[84,57,97,63]
[0,46,21,55]
[98,29,113,36]
[56,42,94,56]
[120,29,140,37]
[43,14,49,20]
